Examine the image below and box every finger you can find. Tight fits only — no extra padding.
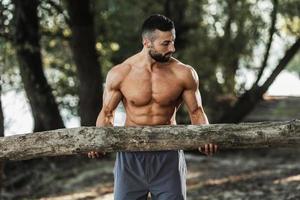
[200,146,208,155]
[91,151,95,159]
[214,144,218,153]
[205,144,209,156]
[88,151,94,158]
[209,144,213,156]
[95,152,99,158]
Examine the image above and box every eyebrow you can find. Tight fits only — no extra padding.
[161,39,175,43]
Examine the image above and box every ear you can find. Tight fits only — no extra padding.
[143,37,151,48]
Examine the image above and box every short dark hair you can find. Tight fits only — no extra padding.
[141,14,175,38]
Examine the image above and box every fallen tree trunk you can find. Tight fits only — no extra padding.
[1,120,299,161]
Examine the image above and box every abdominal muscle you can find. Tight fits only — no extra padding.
[123,102,177,126]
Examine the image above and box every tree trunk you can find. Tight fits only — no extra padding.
[0,85,4,193]
[66,0,102,126]
[219,37,300,123]
[163,0,189,50]
[221,0,236,94]
[254,0,278,86]
[13,0,64,131]
[1,120,299,161]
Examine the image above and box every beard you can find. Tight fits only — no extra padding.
[149,49,172,63]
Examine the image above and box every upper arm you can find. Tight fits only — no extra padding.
[181,66,209,124]
[102,68,123,113]
[96,65,125,126]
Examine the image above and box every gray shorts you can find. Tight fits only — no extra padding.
[113,150,187,200]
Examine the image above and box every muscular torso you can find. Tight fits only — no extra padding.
[119,57,185,126]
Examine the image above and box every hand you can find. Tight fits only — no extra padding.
[87,151,106,159]
[198,143,218,156]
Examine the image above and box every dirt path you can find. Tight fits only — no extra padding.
[2,148,300,200]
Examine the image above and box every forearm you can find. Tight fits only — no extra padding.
[190,107,209,125]
[96,110,114,127]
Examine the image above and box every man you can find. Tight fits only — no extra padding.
[88,14,218,200]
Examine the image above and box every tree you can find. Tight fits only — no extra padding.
[218,0,300,123]
[66,0,103,126]
[163,0,190,50]
[219,37,300,123]
[0,84,4,194]
[1,0,299,129]
[13,0,64,131]
[177,0,300,123]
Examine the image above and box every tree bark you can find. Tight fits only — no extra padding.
[13,0,64,131]
[221,0,237,94]
[66,0,102,126]
[0,120,299,161]
[254,0,278,86]
[0,84,4,192]
[219,37,300,123]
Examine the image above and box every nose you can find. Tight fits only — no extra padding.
[169,43,175,53]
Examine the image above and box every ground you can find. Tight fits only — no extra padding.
[1,148,300,200]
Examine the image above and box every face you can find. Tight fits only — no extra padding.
[145,29,176,63]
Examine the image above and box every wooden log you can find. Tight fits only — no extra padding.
[0,120,299,161]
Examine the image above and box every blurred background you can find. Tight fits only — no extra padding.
[0,0,300,199]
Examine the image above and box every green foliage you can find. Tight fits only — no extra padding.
[287,51,300,76]
[1,0,300,122]
[38,1,79,117]
[0,38,21,92]
[94,0,164,75]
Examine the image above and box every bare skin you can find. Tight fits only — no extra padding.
[88,29,218,159]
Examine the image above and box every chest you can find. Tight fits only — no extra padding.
[121,69,182,106]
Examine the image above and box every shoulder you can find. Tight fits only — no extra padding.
[106,62,132,89]
[107,53,139,78]
[171,59,199,89]
[107,62,131,78]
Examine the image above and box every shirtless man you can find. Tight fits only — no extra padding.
[88,14,218,200]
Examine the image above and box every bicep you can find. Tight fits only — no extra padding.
[182,67,202,113]
[182,87,202,114]
[96,68,124,126]
[102,67,124,113]
[96,86,122,127]
[183,87,208,124]
[102,86,122,114]
[181,66,208,124]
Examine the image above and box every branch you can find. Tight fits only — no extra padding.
[1,120,300,161]
[218,37,300,123]
[254,0,278,86]
[260,37,300,92]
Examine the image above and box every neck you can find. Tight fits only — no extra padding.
[141,47,156,66]
[140,47,168,72]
